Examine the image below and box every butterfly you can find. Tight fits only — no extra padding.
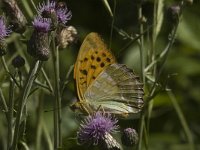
[72,32,144,117]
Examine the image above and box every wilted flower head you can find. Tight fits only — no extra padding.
[56,26,77,49]
[37,0,72,24]
[0,16,11,41]
[77,112,119,146]
[32,17,51,32]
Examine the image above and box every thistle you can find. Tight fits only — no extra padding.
[121,128,138,147]
[0,16,11,56]
[77,112,121,150]
[27,17,51,61]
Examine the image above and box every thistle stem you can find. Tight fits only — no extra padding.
[167,91,195,150]
[52,32,62,148]
[12,60,42,150]
[0,87,8,114]
[137,2,146,150]
[7,74,15,150]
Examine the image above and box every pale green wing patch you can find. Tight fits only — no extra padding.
[84,63,144,115]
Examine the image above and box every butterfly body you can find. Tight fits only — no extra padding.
[72,32,144,117]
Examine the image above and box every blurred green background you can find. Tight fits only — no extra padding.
[0,0,200,150]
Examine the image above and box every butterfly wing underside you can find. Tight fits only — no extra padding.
[84,63,144,115]
[74,32,116,102]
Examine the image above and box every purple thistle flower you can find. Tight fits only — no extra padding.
[32,17,51,32]
[77,112,119,146]
[0,17,11,41]
[56,8,72,24]
[37,0,72,24]
[37,0,56,17]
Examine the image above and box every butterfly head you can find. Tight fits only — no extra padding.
[70,101,92,115]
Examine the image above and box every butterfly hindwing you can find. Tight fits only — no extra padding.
[84,63,144,115]
[74,32,116,101]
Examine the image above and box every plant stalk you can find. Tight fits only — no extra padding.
[52,32,62,148]
[12,60,41,150]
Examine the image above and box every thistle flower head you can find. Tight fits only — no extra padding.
[37,0,56,18]
[32,17,51,32]
[37,0,72,24]
[77,112,119,146]
[56,8,72,24]
[0,16,11,41]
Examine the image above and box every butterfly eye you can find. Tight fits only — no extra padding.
[70,102,80,111]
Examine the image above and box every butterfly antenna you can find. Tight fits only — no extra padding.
[44,105,66,113]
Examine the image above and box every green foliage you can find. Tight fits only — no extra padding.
[0,0,200,150]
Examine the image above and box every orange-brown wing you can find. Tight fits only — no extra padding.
[74,32,116,101]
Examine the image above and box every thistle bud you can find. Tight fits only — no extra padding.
[0,16,11,56]
[167,5,181,24]
[121,128,138,147]
[56,26,77,49]
[2,0,27,33]
[27,17,51,61]
[12,55,25,68]
[28,31,50,61]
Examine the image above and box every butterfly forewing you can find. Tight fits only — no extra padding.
[74,32,116,101]
[84,63,144,115]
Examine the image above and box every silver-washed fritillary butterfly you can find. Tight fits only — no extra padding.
[72,32,144,117]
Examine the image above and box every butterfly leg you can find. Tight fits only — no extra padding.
[79,102,91,115]
[96,105,106,114]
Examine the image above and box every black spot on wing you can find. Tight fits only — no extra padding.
[84,57,88,62]
[106,57,111,63]
[100,62,105,68]
[91,55,95,60]
[96,57,101,62]
[80,69,88,75]
[91,65,96,69]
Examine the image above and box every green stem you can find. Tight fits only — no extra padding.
[167,91,195,150]
[36,93,43,150]
[109,0,116,49]
[12,60,42,150]
[144,42,171,73]
[7,74,16,150]
[146,23,178,104]
[137,3,146,150]
[138,5,145,83]
[41,68,54,94]
[21,0,33,18]
[52,32,62,148]
[42,121,53,150]
[1,56,20,88]
[0,88,8,113]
